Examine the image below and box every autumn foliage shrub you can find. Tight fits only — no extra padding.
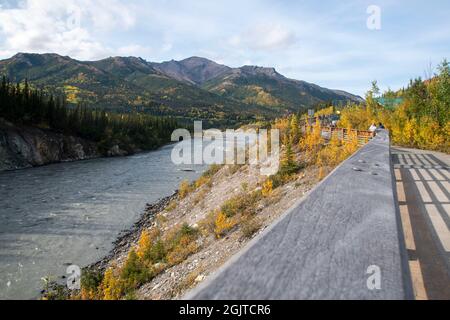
[300,121,325,162]
[120,250,153,291]
[82,222,201,300]
[214,211,237,238]
[194,175,212,189]
[164,224,199,266]
[100,268,123,300]
[179,180,192,199]
[202,164,222,178]
[262,179,273,197]
[339,60,450,153]
[80,269,103,300]
[222,191,262,217]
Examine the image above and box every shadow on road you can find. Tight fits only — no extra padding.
[392,147,450,300]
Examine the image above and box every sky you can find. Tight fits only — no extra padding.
[0,0,449,96]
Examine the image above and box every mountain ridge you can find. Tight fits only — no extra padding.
[0,53,363,123]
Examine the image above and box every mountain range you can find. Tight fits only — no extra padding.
[0,53,363,125]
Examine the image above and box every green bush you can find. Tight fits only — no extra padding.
[81,269,103,293]
[144,240,166,264]
[241,217,262,239]
[120,250,153,291]
[221,191,262,218]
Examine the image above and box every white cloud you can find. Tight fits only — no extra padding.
[0,0,448,96]
[0,0,137,60]
[229,23,298,51]
[116,44,152,57]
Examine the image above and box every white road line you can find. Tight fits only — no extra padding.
[425,204,450,252]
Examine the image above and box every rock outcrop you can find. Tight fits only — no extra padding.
[0,119,100,172]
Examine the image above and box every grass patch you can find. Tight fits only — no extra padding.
[227,164,242,176]
[165,201,177,212]
[220,191,262,218]
[179,180,192,199]
[240,217,262,239]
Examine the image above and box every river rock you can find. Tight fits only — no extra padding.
[107,145,128,157]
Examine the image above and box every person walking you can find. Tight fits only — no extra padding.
[369,123,377,132]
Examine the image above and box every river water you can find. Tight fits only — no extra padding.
[0,142,207,300]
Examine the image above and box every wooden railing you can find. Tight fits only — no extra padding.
[321,127,375,145]
[298,116,375,146]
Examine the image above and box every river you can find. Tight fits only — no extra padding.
[0,142,207,300]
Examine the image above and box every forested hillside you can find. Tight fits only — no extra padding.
[0,53,362,126]
[0,77,178,154]
[339,60,450,153]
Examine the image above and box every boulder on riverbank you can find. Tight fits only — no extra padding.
[106,145,129,157]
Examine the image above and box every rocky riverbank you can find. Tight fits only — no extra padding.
[41,193,177,299]
[90,193,178,272]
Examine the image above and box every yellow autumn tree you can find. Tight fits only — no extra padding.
[315,106,334,117]
[317,135,342,168]
[300,120,324,162]
[341,131,359,160]
[101,268,123,300]
[273,118,290,144]
[136,230,151,260]
[289,115,300,144]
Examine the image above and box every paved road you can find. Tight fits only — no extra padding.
[187,132,411,300]
[392,147,450,300]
